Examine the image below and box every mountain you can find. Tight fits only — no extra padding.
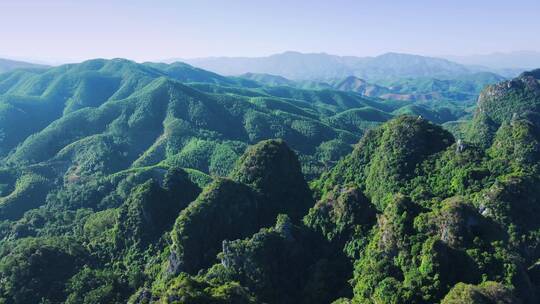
[445,51,540,70]
[350,52,471,80]
[184,51,489,81]
[184,51,356,80]
[466,68,540,147]
[0,58,48,73]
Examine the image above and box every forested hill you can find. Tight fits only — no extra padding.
[0,59,539,303]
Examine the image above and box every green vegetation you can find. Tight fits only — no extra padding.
[0,60,539,303]
[241,70,499,111]
[305,70,540,303]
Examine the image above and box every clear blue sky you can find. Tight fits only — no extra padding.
[1,0,539,62]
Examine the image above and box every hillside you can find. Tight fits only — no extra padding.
[1,60,539,303]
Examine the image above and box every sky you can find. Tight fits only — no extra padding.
[1,0,540,63]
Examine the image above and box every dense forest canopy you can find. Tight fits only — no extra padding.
[0,59,539,303]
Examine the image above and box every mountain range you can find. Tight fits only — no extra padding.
[182,51,526,81]
[444,51,540,69]
[5,50,536,82]
[240,71,506,103]
[0,58,48,74]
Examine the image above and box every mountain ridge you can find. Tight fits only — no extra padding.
[0,58,49,74]
[180,51,517,81]
[444,50,540,69]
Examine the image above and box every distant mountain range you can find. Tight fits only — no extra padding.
[4,51,538,83]
[444,51,540,70]
[180,51,535,81]
[0,58,48,73]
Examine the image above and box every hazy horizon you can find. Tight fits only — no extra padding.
[1,0,540,64]
[3,50,540,66]
[2,49,539,65]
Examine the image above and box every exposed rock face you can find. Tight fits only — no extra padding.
[456,138,466,153]
[221,240,233,268]
[167,251,182,275]
[131,288,153,304]
[436,201,481,247]
[275,213,294,241]
[376,195,418,256]
[441,281,520,304]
